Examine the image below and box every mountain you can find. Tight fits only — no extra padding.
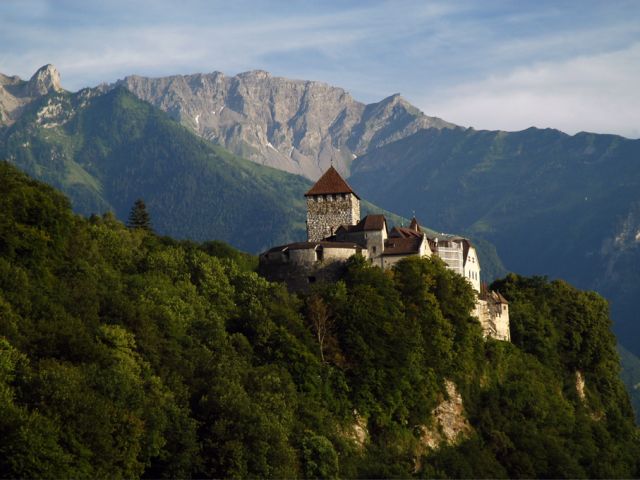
[0,70,406,253]
[1,162,638,477]
[116,70,453,179]
[347,126,640,356]
[0,84,311,252]
[0,64,62,125]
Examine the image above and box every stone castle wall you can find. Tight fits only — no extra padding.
[306,193,360,241]
[259,245,363,293]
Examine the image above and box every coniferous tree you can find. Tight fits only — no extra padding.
[127,198,153,231]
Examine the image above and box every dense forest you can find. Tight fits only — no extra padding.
[0,161,638,478]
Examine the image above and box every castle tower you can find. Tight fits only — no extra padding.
[305,166,360,242]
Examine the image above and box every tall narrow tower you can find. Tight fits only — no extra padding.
[305,166,360,242]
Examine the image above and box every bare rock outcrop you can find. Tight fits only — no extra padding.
[342,410,368,450]
[116,70,454,179]
[419,380,472,451]
[576,370,587,401]
[26,64,63,97]
[0,64,64,126]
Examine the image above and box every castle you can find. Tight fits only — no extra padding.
[259,166,510,341]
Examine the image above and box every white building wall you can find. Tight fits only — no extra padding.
[464,246,481,293]
[494,303,511,341]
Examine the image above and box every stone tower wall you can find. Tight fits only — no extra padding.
[306,193,360,241]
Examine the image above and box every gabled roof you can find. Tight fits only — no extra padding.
[359,214,386,231]
[390,226,423,239]
[389,217,425,239]
[479,284,509,305]
[305,166,360,199]
[381,236,424,256]
[338,214,387,234]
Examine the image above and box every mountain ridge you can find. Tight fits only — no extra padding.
[0,83,409,253]
[114,69,455,179]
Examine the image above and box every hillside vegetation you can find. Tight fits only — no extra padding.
[0,86,409,255]
[0,162,637,478]
[349,126,640,356]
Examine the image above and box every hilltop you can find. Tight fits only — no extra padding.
[0,161,638,478]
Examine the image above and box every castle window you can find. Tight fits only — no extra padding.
[315,247,324,262]
[308,276,316,284]
[372,246,377,254]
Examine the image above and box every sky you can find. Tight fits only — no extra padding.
[1,0,639,138]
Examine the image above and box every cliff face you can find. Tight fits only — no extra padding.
[0,64,62,126]
[116,71,453,179]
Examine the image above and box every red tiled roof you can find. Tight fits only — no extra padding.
[360,214,386,231]
[381,236,423,256]
[305,166,360,198]
[390,226,423,239]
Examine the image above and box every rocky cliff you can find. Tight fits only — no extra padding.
[116,70,454,179]
[0,64,62,126]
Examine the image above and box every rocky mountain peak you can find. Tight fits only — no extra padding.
[115,69,456,179]
[27,64,62,96]
[376,93,419,113]
[237,69,272,80]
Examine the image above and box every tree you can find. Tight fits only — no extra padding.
[127,198,152,231]
[307,295,332,363]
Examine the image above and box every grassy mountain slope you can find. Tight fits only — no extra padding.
[0,87,415,254]
[349,126,640,353]
[0,162,638,477]
[1,87,313,252]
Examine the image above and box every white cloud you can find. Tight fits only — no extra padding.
[2,0,639,138]
[420,43,640,138]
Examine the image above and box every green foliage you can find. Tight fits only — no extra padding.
[127,198,152,231]
[0,163,637,478]
[618,344,640,423]
[0,88,310,253]
[348,126,640,367]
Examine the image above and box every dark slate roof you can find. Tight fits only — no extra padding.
[264,240,362,253]
[381,236,423,256]
[305,166,360,199]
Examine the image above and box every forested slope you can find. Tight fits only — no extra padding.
[349,127,640,356]
[0,162,637,478]
[0,86,405,254]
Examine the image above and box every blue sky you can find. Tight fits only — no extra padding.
[2,0,639,137]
